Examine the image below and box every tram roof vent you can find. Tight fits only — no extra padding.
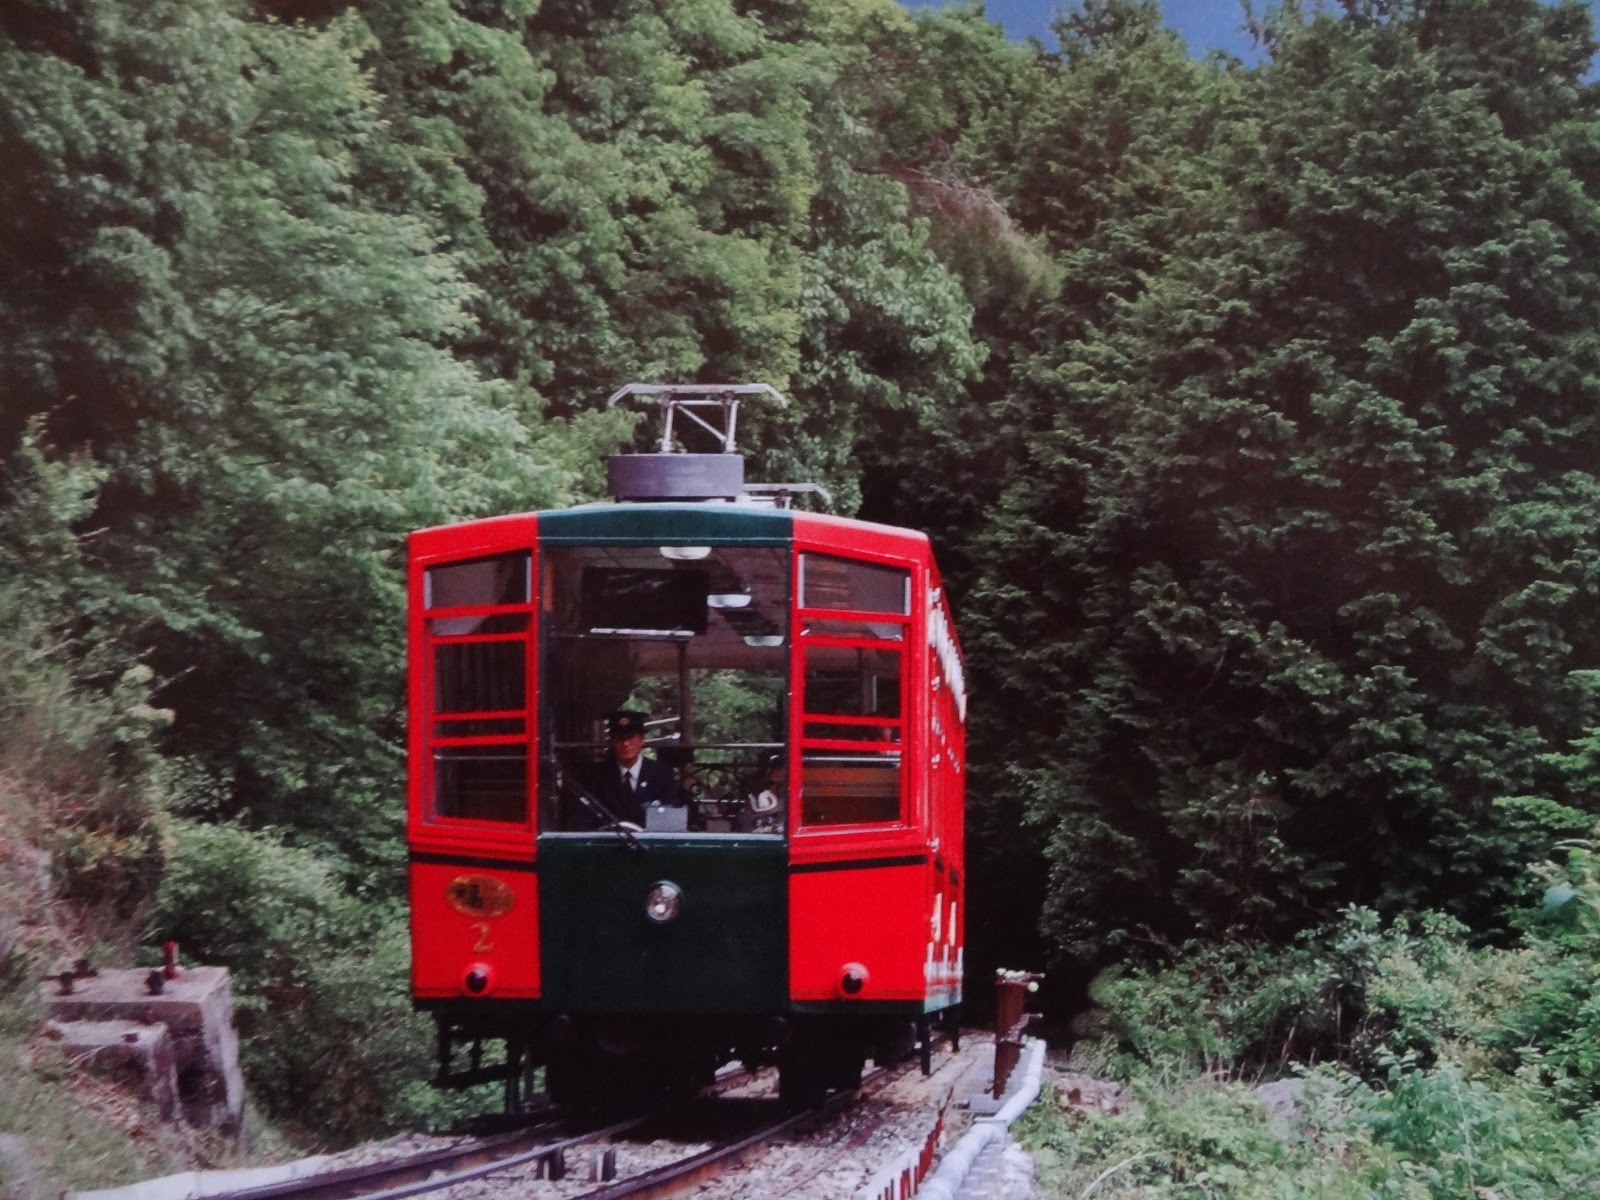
[603,383,830,509]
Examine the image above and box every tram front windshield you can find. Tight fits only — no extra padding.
[541,545,789,835]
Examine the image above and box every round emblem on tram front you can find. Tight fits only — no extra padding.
[446,874,516,918]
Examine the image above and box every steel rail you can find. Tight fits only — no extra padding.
[203,1065,766,1200]
[348,1113,648,1200]
[217,1114,645,1200]
[569,1102,824,1200]
[568,1037,952,1200]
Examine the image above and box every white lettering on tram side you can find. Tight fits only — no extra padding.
[928,589,968,722]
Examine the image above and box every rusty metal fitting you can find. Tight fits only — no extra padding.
[992,967,1045,1099]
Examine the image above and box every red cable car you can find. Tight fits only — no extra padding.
[407,385,966,1109]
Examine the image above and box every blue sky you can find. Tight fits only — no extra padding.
[906,1,1600,77]
[904,0,1264,58]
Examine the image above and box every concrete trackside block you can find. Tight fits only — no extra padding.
[42,967,244,1137]
[45,1020,181,1122]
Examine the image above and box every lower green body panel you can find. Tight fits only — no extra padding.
[538,836,787,1013]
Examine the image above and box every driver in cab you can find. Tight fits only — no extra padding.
[567,711,687,830]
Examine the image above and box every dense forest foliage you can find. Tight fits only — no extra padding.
[5,0,1600,1187]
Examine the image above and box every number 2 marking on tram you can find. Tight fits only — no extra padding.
[472,923,493,952]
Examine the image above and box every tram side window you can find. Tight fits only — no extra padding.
[800,757,900,826]
[802,644,901,742]
[434,641,525,717]
[801,555,909,615]
[427,554,530,609]
[424,551,532,826]
[434,747,528,823]
[798,556,910,829]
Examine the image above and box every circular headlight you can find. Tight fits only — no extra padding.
[645,881,683,924]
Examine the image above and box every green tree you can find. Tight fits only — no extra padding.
[361,0,815,411]
[979,0,1600,962]
[0,0,592,871]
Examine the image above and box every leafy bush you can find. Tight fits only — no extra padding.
[1020,1060,1600,1200]
[1085,936,1344,1074]
[1487,832,1600,1116]
[1086,907,1526,1080]
[148,821,437,1142]
[1038,868,1600,1198]
[1017,1072,1376,1200]
[147,821,360,977]
[1355,1058,1600,1199]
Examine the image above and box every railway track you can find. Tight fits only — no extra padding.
[570,1093,845,1200]
[479,1061,921,1200]
[205,1044,961,1200]
[216,1113,639,1200]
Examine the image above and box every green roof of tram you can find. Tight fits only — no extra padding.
[537,503,792,545]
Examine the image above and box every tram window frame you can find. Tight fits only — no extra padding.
[799,554,910,616]
[426,553,531,614]
[421,551,535,828]
[795,555,911,831]
[797,754,902,827]
[801,639,902,742]
[431,746,530,824]
[432,637,527,716]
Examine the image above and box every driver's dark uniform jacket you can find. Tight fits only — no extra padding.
[566,754,683,829]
